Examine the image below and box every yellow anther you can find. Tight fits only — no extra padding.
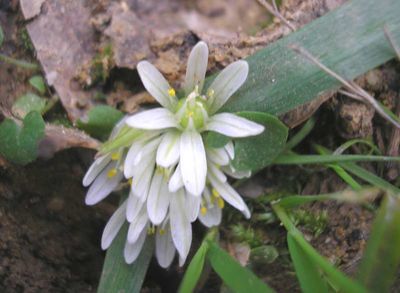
[107,168,117,178]
[128,178,133,186]
[212,188,220,198]
[186,111,194,117]
[111,152,120,160]
[217,197,225,209]
[168,88,176,97]
[207,88,214,97]
[159,229,165,235]
[200,206,208,215]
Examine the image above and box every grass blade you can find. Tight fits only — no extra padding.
[97,224,154,293]
[179,241,209,293]
[207,241,276,293]
[287,234,329,293]
[273,204,366,293]
[357,194,400,291]
[274,154,400,165]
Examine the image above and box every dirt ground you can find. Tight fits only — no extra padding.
[0,1,399,292]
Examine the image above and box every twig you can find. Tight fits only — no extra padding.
[289,44,400,129]
[384,25,400,60]
[256,0,295,31]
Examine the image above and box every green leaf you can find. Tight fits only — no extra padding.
[357,194,400,292]
[0,111,45,165]
[29,75,46,95]
[273,204,366,293]
[0,25,4,47]
[287,234,329,293]
[232,111,288,171]
[278,187,380,209]
[314,145,400,194]
[274,154,400,165]
[77,105,123,140]
[179,241,209,293]
[97,223,153,293]
[207,241,276,293]
[204,131,230,148]
[12,93,47,118]
[203,0,400,117]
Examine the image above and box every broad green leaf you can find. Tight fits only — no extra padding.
[232,111,288,171]
[12,93,47,118]
[287,234,329,293]
[179,241,209,293]
[274,154,400,165]
[0,111,45,165]
[273,204,366,293]
[205,131,230,148]
[97,224,153,293]
[207,241,276,293]
[77,105,123,140]
[203,0,400,117]
[357,194,400,292]
[29,75,46,95]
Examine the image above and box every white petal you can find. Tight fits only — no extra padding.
[124,140,144,178]
[126,190,145,222]
[224,141,235,160]
[83,154,111,186]
[137,61,177,110]
[127,207,148,243]
[168,164,184,192]
[147,172,170,225]
[208,163,227,183]
[156,227,176,268]
[199,205,222,227]
[124,227,148,264]
[207,60,249,114]
[184,41,209,94]
[185,191,201,222]
[85,162,123,205]
[134,136,162,166]
[101,200,127,250]
[131,158,155,202]
[156,131,181,168]
[208,173,248,214]
[207,147,230,166]
[179,131,207,196]
[126,108,178,130]
[170,190,192,261]
[206,113,264,137]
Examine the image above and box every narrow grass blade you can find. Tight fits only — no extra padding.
[97,224,154,293]
[273,204,366,293]
[287,234,329,293]
[274,154,400,165]
[179,242,209,293]
[357,194,400,291]
[207,241,276,293]
[278,188,380,209]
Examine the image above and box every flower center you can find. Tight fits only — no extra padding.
[175,87,209,130]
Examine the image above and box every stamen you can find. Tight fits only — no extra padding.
[107,168,117,178]
[159,229,165,235]
[212,188,220,198]
[207,88,214,98]
[217,197,225,209]
[200,206,207,215]
[111,152,120,160]
[147,225,156,235]
[168,88,176,97]
[128,178,133,186]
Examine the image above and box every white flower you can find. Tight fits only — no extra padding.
[83,41,264,267]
